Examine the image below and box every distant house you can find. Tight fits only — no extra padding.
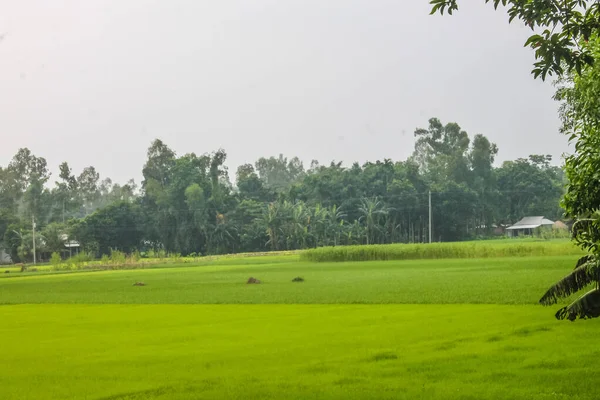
[506,216,555,237]
[60,234,80,256]
[475,224,509,236]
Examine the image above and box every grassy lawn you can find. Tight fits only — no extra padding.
[1,252,597,399]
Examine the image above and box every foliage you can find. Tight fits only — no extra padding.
[50,252,62,267]
[41,223,66,255]
[110,249,126,265]
[429,0,600,79]
[0,118,566,261]
[73,202,144,256]
[533,38,600,320]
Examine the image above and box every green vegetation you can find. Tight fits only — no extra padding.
[301,239,581,263]
[431,0,600,324]
[0,118,565,263]
[0,255,580,305]
[3,304,599,400]
[1,252,599,399]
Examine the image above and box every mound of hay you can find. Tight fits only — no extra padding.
[132,281,146,286]
[247,277,261,284]
[292,276,305,282]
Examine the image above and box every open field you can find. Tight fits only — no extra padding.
[1,245,598,400]
[2,304,599,400]
[0,256,582,304]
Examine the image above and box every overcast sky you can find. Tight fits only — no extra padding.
[0,0,569,184]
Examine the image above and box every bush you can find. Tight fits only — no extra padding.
[300,241,583,263]
[50,252,62,268]
[67,252,93,269]
[110,249,126,265]
[100,254,110,265]
[131,250,142,262]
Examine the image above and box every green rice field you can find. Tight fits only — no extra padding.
[1,241,598,400]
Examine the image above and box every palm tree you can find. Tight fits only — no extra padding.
[310,204,328,247]
[290,201,309,249]
[41,223,67,255]
[325,205,346,246]
[262,203,282,251]
[540,215,600,320]
[209,217,237,254]
[358,197,388,245]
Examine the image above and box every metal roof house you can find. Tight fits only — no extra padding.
[506,216,555,237]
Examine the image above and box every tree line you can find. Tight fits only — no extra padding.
[0,117,565,262]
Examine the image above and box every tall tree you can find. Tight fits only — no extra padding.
[413,118,471,185]
[255,154,305,192]
[77,166,100,215]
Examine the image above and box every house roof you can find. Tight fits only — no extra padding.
[60,234,80,248]
[506,216,555,230]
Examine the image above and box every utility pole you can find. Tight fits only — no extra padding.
[428,191,432,244]
[32,216,36,264]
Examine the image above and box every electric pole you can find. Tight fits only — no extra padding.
[428,191,432,244]
[32,216,36,264]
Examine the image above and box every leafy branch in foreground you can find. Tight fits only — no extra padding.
[539,255,598,306]
[430,0,599,80]
[555,288,600,321]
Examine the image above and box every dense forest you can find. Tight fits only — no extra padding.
[0,118,565,262]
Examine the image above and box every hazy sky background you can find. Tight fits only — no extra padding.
[0,0,568,184]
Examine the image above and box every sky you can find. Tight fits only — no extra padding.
[0,0,569,184]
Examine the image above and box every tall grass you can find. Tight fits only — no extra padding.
[300,240,583,262]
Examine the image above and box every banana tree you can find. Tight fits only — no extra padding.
[540,215,600,321]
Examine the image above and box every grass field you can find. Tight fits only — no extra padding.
[1,245,598,400]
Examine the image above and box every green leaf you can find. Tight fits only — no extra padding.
[540,258,599,306]
[555,288,600,321]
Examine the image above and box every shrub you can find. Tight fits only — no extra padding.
[110,249,126,265]
[66,252,93,270]
[50,252,62,268]
[131,250,142,262]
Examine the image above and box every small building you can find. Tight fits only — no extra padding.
[506,216,555,237]
[60,234,80,257]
